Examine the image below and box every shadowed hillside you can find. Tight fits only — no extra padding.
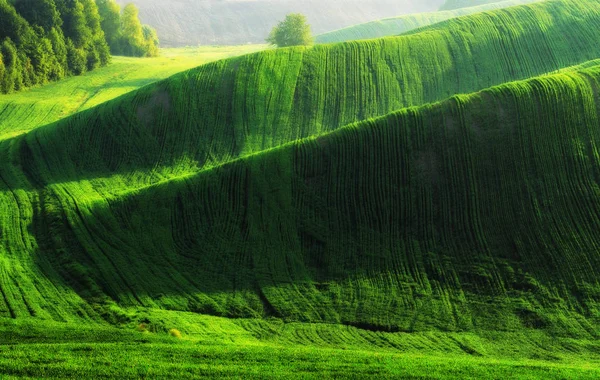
[114,0,444,46]
[0,0,599,337]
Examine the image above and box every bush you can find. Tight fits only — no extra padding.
[168,328,182,339]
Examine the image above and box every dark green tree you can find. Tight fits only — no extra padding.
[266,13,313,47]
[11,0,62,32]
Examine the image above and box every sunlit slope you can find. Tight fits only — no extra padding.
[21,64,600,334]
[316,0,543,43]
[25,0,600,187]
[0,46,264,139]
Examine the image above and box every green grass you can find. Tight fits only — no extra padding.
[0,0,600,326]
[2,0,600,377]
[1,316,600,378]
[3,341,600,379]
[0,45,265,139]
[316,0,544,43]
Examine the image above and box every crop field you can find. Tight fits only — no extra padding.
[2,0,600,377]
[316,0,544,43]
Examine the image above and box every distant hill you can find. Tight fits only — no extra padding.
[439,0,507,10]
[114,0,445,46]
[316,0,544,43]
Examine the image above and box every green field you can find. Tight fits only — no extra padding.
[0,45,265,138]
[2,0,600,377]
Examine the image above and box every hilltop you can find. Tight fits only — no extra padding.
[316,0,544,43]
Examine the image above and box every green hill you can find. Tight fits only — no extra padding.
[316,0,544,43]
[3,0,600,376]
[0,45,264,139]
[440,0,509,10]
[0,0,599,329]
[12,59,600,334]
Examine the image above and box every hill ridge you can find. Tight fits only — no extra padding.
[316,0,545,43]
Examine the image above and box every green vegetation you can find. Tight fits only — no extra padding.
[0,0,161,94]
[3,0,600,377]
[266,13,314,47]
[316,0,544,43]
[0,0,110,93]
[96,1,159,57]
[0,0,599,325]
[0,45,264,138]
[440,0,507,11]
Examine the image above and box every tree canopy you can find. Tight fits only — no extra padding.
[95,0,159,57]
[0,0,160,93]
[266,13,313,47]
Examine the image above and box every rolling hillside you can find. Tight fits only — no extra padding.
[48,61,600,333]
[440,0,509,10]
[114,0,444,46]
[0,45,264,139]
[316,0,544,43]
[0,0,599,334]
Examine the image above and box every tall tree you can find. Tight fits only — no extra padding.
[96,0,121,53]
[11,0,62,32]
[266,13,313,48]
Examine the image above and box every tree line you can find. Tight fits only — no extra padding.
[0,0,159,94]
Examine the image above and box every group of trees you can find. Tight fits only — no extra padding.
[96,0,158,57]
[0,0,159,94]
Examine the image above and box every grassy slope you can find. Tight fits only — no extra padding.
[316,0,544,43]
[0,46,265,140]
[31,62,600,332]
[0,0,599,326]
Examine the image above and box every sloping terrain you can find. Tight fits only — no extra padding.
[12,61,600,335]
[440,0,509,10]
[316,0,544,43]
[0,46,264,139]
[115,0,444,46]
[0,0,600,335]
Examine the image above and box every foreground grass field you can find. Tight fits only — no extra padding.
[2,316,600,378]
[3,341,600,379]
